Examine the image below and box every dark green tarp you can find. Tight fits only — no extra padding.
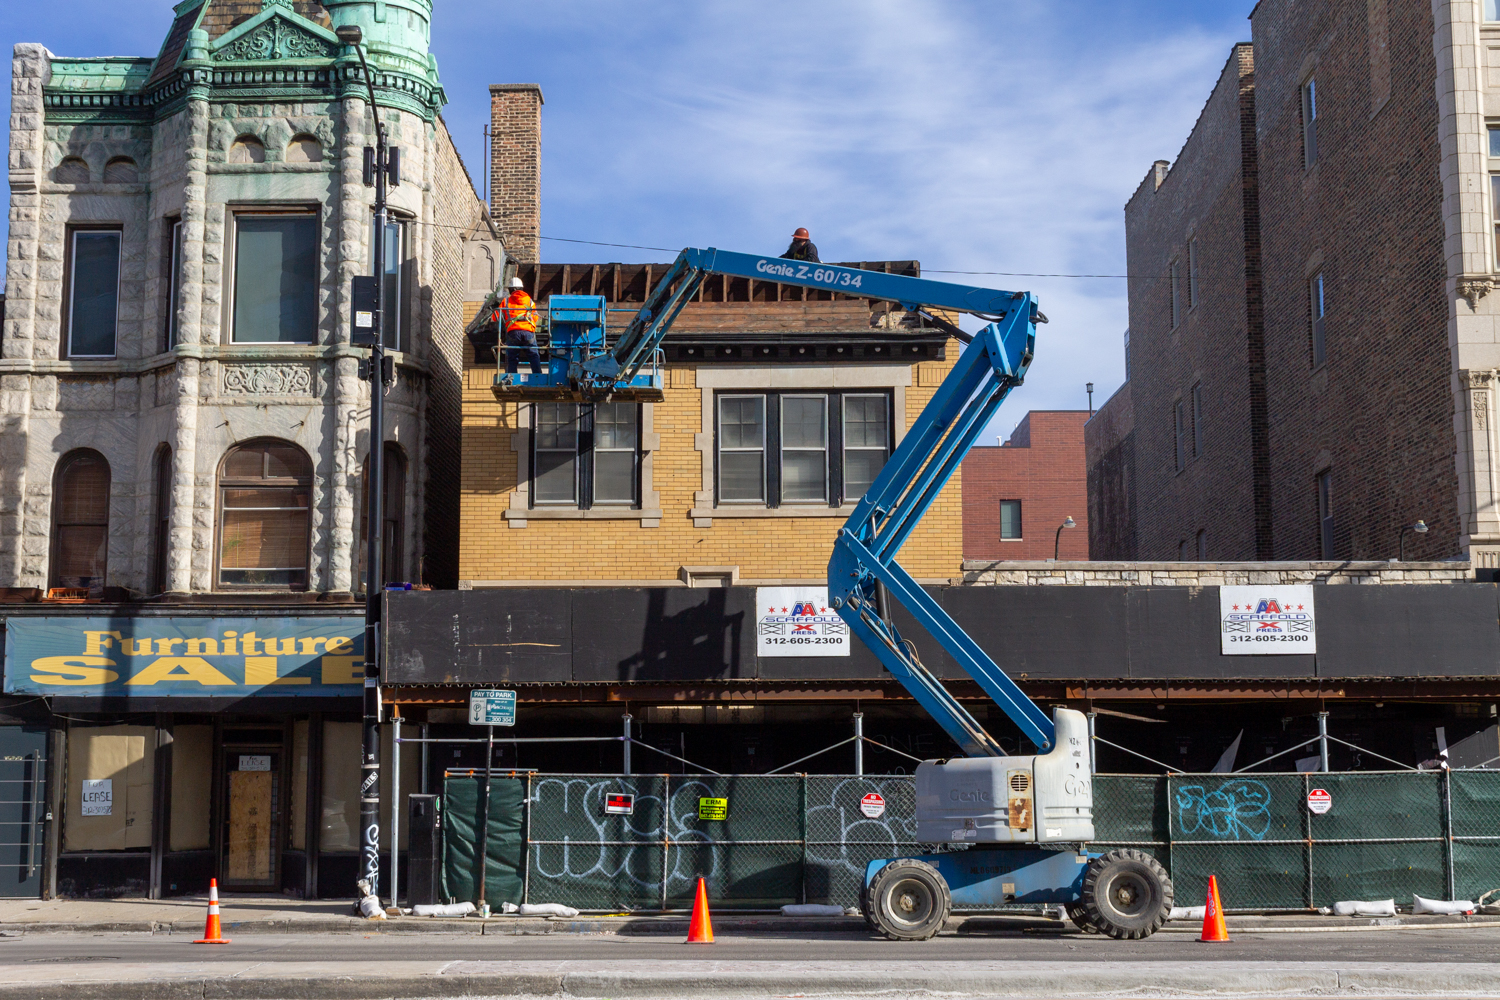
[442,775,526,905]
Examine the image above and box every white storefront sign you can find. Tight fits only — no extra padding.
[1220,585,1316,655]
[81,779,112,816]
[756,587,850,657]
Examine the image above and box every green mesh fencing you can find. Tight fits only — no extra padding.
[441,774,526,905]
[438,769,1498,912]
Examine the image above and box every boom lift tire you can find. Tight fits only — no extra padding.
[866,859,951,941]
[1065,901,1100,933]
[1079,848,1173,939]
[858,882,879,931]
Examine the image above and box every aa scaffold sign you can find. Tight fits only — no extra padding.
[1219,585,1316,656]
[756,587,850,658]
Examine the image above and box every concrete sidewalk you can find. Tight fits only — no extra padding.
[4,958,1500,999]
[0,894,1497,937]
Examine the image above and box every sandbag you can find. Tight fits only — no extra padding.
[412,901,476,917]
[517,903,580,918]
[1333,899,1396,917]
[781,904,847,917]
[358,894,386,919]
[1412,895,1475,915]
[1167,906,1205,921]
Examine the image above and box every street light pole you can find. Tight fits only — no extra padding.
[1399,520,1429,561]
[338,23,386,904]
[1054,516,1076,561]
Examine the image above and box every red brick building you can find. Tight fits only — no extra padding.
[963,411,1090,561]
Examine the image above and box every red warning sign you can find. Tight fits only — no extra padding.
[605,793,634,816]
[860,792,886,818]
[1307,788,1332,815]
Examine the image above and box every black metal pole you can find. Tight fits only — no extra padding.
[349,35,386,904]
[474,725,493,909]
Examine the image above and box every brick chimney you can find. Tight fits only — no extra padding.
[489,83,544,263]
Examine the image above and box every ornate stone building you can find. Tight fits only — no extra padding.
[2,0,498,601]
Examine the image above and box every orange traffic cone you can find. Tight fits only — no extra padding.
[194,878,231,944]
[686,876,714,944]
[1199,874,1228,943]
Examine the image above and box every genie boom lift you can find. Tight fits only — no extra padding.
[472,247,1174,940]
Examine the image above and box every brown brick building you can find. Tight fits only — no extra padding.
[1091,4,1470,564]
[962,411,1090,562]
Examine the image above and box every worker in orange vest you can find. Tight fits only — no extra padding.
[500,277,543,375]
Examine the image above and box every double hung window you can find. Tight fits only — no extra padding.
[165,219,182,351]
[51,450,111,592]
[1000,500,1023,540]
[66,230,122,358]
[715,391,892,506]
[232,213,318,343]
[531,401,640,508]
[217,440,312,589]
[1310,273,1327,366]
[1302,77,1319,168]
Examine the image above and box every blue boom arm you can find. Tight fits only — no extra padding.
[588,247,1051,755]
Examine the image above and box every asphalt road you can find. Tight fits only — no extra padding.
[0,925,1497,965]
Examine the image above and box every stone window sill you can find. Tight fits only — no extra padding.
[689,504,858,527]
[504,508,662,527]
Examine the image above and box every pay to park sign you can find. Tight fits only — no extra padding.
[3,617,366,698]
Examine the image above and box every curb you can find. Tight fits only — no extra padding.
[8,966,1500,999]
[1,911,1495,937]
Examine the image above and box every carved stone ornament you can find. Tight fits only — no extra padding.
[222,364,314,396]
[213,16,337,63]
[1461,369,1496,390]
[1459,277,1497,311]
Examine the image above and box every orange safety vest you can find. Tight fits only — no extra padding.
[501,289,538,334]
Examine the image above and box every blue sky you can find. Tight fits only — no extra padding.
[3,0,1255,436]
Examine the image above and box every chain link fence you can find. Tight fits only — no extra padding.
[442,770,1500,911]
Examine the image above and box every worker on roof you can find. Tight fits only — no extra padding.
[500,277,543,375]
[780,227,821,263]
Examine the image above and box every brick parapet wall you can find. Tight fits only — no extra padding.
[489,84,542,263]
[960,560,1474,586]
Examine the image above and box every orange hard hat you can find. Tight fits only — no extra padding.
[793,227,810,240]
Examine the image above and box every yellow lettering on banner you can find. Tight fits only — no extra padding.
[264,638,298,656]
[154,638,185,655]
[324,636,354,655]
[122,638,154,656]
[245,656,311,687]
[29,655,119,686]
[185,638,220,656]
[126,657,236,686]
[320,655,362,685]
[298,637,327,655]
[83,631,122,655]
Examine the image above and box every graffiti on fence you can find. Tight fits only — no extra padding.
[530,777,665,891]
[1174,779,1273,840]
[804,777,916,878]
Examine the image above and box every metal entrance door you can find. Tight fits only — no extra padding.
[0,728,48,897]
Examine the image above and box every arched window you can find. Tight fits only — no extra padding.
[228,135,266,164]
[217,440,312,590]
[149,444,172,595]
[54,157,89,184]
[103,157,138,183]
[50,450,110,593]
[284,134,324,163]
[358,443,406,589]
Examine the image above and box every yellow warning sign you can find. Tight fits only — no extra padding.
[698,797,728,821]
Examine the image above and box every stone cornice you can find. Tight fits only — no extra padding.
[0,345,427,378]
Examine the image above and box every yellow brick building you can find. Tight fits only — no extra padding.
[456,263,964,588]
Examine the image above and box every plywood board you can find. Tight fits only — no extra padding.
[227,771,272,883]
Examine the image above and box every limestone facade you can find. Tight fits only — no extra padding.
[1,0,498,598]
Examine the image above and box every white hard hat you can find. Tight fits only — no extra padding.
[508,277,525,289]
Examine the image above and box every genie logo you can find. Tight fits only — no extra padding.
[950,789,992,803]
